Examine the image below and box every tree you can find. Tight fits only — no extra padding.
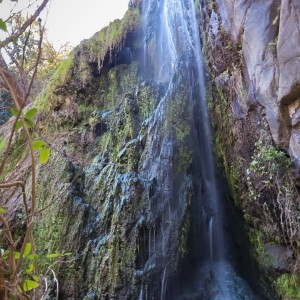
[0,0,51,299]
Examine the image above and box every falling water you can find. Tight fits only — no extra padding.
[142,0,258,299]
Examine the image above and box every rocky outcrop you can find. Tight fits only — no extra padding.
[216,0,300,163]
[31,3,193,299]
[203,0,300,298]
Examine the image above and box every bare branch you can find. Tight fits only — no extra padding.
[0,52,25,106]
[0,0,50,48]
[25,22,44,101]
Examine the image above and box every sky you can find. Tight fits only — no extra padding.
[0,0,129,48]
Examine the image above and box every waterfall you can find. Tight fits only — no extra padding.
[141,0,258,299]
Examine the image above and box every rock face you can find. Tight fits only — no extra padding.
[33,3,194,299]
[203,0,300,298]
[216,0,300,163]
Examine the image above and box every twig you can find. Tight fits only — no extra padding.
[0,0,50,48]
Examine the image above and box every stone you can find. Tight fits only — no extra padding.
[277,0,300,104]
[265,243,294,272]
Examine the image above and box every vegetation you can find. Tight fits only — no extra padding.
[0,1,70,298]
[82,8,140,71]
[246,128,300,249]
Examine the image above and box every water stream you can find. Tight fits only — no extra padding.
[142,0,259,299]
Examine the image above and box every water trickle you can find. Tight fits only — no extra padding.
[161,267,167,300]
[142,0,258,299]
[139,285,143,300]
[208,216,214,261]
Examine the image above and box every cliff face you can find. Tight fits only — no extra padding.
[203,0,300,298]
[1,0,300,299]
[32,4,193,299]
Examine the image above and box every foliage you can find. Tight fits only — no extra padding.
[34,50,75,112]
[0,104,52,298]
[0,0,68,298]
[4,13,72,99]
[81,8,140,71]
[246,128,300,249]
[275,274,300,299]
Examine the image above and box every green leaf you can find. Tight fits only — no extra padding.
[22,280,39,292]
[46,252,61,258]
[14,251,21,259]
[25,263,34,274]
[24,118,34,128]
[31,275,39,281]
[27,253,38,260]
[62,252,72,256]
[25,108,37,121]
[15,120,22,130]
[39,147,50,164]
[11,108,19,116]
[0,205,7,215]
[23,243,31,257]
[32,140,46,151]
[0,18,6,32]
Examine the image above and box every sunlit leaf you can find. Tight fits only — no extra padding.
[0,205,7,215]
[32,275,39,281]
[62,252,72,256]
[25,263,34,274]
[0,138,6,153]
[39,147,50,164]
[27,253,38,260]
[14,252,21,259]
[23,243,31,257]
[25,108,37,120]
[22,280,39,292]
[32,140,46,151]
[11,108,18,116]
[0,18,6,32]
[15,120,22,130]
[46,252,61,258]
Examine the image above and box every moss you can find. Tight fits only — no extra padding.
[178,146,192,174]
[179,211,190,257]
[98,63,139,109]
[35,51,75,112]
[227,163,242,207]
[0,133,28,182]
[83,8,140,69]
[136,84,158,120]
[248,229,276,270]
[34,154,73,270]
[274,274,300,299]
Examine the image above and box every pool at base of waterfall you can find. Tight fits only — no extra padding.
[178,261,257,300]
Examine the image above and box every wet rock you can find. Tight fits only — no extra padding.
[265,243,294,272]
[277,0,300,103]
